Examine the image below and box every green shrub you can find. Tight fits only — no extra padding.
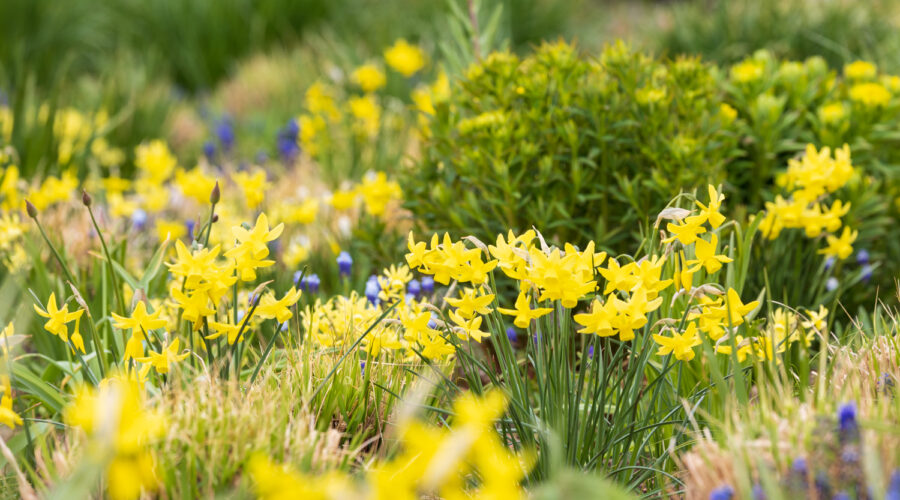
[720,51,900,312]
[404,41,738,250]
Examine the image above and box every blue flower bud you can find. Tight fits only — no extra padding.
[709,485,734,500]
[824,256,835,271]
[301,274,321,294]
[826,277,839,292]
[791,457,807,476]
[203,140,216,160]
[215,117,235,152]
[886,469,900,500]
[861,264,873,283]
[833,492,851,500]
[365,275,380,305]
[856,249,870,265]
[408,279,421,296]
[421,276,434,294]
[337,251,353,276]
[506,327,517,342]
[838,401,857,433]
[427,313,438,330]
[285,118,299,138]
[293,271,303,285]
[185,219,196,240]
[588,345,594,359]
[131,209,147,231]
[879,372,895,395]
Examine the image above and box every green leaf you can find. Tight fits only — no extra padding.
[11,364,67,414]
[108,256,140,291]
[139,238,172,288]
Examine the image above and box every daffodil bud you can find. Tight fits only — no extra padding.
[24,200,37,218]
[82,190,92,207]
[210,181,221,204]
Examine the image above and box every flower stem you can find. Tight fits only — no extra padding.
[30,216,76,285]
[86,205,125,315]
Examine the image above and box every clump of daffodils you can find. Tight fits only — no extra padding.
[760,143,857,260]
[402,185,765,365]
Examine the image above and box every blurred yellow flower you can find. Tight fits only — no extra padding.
[135,140,177,184]
[175,167,217,204]
[849,82,891,107]
[844,60,877,80]
[64,378,166,500]
[156,219,186,243]
[819,102,846,124]
[348,94,381,137]
[304,81,340,121]
[384,39,427,77]
[232,169,269,209]
[359,171,401,216]
[730,59,764,83]
[352,63,387,92]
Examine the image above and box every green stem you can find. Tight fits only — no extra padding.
[249,321,285,385]
[231,294,263,379]
[202,201,217,247]
[86,206,125,315]
[31,217,76,285]
[201,319,214,368]
[84,314,108,378]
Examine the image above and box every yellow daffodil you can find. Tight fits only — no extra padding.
[818,226,857,260]
[497,291,553,329]
[663,215,707,245]
[695,185,726,229]
[136,338,190,374]
[652,322,701,361]
[34,293,85,353]
[255,287,302,324]
[690,233,734,274]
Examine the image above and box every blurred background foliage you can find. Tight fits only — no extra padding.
[4,0,900,168]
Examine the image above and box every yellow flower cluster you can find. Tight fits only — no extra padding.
[760,144,857,259]
[302,266,453,360]
[325,171,402,218]
[648,186,765,361]
[64,377,166,500]
[249,391,530,500]
[715,305,827,362]
[403,185,764,364]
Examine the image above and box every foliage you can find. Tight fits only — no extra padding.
[720,50,900,312]
[404,40,738,250]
